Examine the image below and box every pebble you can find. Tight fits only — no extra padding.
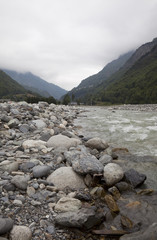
[0,101,156,240]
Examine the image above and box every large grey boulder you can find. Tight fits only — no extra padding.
[120,222,157,240]
[10,225,32,240]
[47,167,86,190]
[55,207,103,229]
[46,134,81,149]
[85,137,108,150]
[0,217,14,235]
[72,155,104,175]
[54,197,82,212]
[103,163,124,187]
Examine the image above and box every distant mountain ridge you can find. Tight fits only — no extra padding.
[0,70,27,98]
[69,38,157,104]
[68,51,134,100]
[2,70,67,99]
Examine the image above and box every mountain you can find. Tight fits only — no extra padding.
[0,70,27,98]
[97,40,157,104]
[2,70,67,99]
[69,37,157,105]
[68,51,134,100]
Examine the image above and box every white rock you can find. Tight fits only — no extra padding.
[103,163,124,187]
[0,160,19,173]
[22,140,46,149]
[46,134,81,149]
[47,167,86,190]
[32,119,47,129]
[55,197,82,212]
[10,225,32,240]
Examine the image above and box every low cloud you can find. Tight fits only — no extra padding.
[0,0,157,90]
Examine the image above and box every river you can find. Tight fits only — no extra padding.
[74,105,157,157]
[74,105,157,189]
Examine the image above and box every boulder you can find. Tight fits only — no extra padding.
[55,207,104,229]
[85,137,108,150]
[46,134,81,149]
[124,169,146,188]
[10,225,32,240]
[0,217,14,235]
[47,167,86,190]
[72,155,104,175]
[54,197,82,212]
[103,163,124,187]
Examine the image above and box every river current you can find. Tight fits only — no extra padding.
[74,105,157,189]
[75,106,157,157]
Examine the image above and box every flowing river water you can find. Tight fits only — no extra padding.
[74,105,157,189]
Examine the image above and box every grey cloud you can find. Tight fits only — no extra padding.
[0,0,157,90]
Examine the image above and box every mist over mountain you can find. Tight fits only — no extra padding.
[68,38,157,105]
[2,70,67,100]
[68,51,134,100]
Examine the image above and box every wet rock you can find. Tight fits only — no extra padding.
[85,137,108,150]
[47,167,86,190]
[124,169,147,188]
[120,222,157,240]
[10,225,32,240]
[11,175,30,190]
[99,154,112,165]
[108,186,121,200]
[72,154,104,175]
[0,217,14,235]
[90,186,106,198]
[55,207,103,229]
[105,194,120,213]
[46,134,81,149]
[115,182,130,192]
[33,165,51,178]
[103,163,124,186]
[54,197,82,212]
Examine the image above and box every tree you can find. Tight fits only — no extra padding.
[62,94,71,105]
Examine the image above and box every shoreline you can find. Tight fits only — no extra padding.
[0,101,157,240]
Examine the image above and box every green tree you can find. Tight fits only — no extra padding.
[62,94,71,105]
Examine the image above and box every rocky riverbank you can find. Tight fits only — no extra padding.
[0,101,157,240]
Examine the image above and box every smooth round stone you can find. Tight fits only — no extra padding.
[33,165,51,178]
[103,163,124,187]
[0,217,14,235]
[47,167,86,190]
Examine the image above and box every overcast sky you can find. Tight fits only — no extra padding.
[0,0,157,90]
